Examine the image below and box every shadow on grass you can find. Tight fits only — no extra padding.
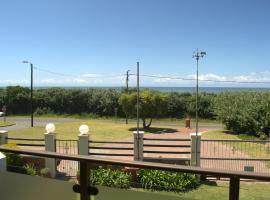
[129,127,178,134]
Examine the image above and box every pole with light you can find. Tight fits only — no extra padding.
[192,50,206,166]
[125,70,130,124]
[22,61,34,127]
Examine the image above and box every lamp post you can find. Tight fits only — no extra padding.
[125,70,130,124]
[192,50,206,137]
[22,61,34,127]
[192,50,206,166]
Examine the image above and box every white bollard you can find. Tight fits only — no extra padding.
[44,123,56,178]
[133,131,144,161]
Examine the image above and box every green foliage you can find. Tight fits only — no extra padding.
[1,143,23,167]
[214,92,270,137]
[90,168,132,189]
[138,169,197,191]
[23,163,37,176]
[34,107,54,115]
[40,168,51,178]
[119,90,167,128]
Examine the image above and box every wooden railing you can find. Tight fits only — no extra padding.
[1,146,270,200]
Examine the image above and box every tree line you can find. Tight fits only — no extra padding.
[0,86,269,137]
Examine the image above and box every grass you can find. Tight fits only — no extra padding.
[8,119,178,141]
[76,181,270,200]
[0,121,15,127]
[9,114,222,125]
[203,130,270,159]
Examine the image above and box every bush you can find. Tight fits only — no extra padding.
[23,163,37,176]
[138,169,197,191]
[34,107,54,115]
[90,168,132,189]
[214,92,270,137]
[1,143,23,167]
[40,168,51,178]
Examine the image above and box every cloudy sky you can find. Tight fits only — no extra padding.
[0,0,270,87]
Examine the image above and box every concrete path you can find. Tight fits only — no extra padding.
[0,117,84,131]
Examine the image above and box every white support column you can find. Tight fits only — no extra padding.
[78,133,89,156]
[190,133,201,167]
[0,130,8,145]
[133,131,144,161]
[0,152,6,171]
[78,125,90,156]
[44,123,57,178]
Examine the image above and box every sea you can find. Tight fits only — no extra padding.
[29,86,270,93]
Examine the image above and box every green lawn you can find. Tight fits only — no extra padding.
[8,119,177,141]
[76,181,270,200]
[0,121,15,127]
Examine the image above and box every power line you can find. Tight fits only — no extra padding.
[32,66,270,85]
[33,66,125,79]
[133,74,270,84]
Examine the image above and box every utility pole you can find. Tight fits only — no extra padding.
[136,62,140,135]
[22,61,34,127]
[125,70,130,124]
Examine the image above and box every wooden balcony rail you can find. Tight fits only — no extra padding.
[1,146,270,200]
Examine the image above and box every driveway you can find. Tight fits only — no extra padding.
[0,117,84,131]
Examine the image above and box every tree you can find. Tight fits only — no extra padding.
[119,90,167,129]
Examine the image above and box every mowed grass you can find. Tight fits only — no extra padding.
[8,119,178,141]
[0,121,15,127]
[76,181,270,200]
[203,130,270,159]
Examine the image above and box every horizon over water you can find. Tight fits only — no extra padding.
[1,86,269,93]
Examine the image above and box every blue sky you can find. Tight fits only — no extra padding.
[0,0,270,87]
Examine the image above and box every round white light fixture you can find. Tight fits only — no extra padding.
[45,123,55,134]
[79,124,89,135]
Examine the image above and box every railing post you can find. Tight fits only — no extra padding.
[78,129,90,156]
[44,131,56,178]
[229,176,240,200]
[133,131,144,161]
[79,161,90,200]
[0,152,6,171]
[190,133,201,166]
[0,130,8,145]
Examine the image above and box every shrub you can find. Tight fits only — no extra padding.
[40,168,51,178]
[90,168,132,189]
[138,169,197,191]
[34,107,54,115]
[1,143,23,167]
[23,163,37,176]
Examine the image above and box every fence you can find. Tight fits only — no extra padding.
[201,139,270,173]
[56,139,78,177]
[1,146,270,200]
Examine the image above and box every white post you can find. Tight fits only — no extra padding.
[0,152,6,171]
[44,123,56,178]
[133,131,144,161]
[0,130,8,145]
[78,133,89,156]
[190,133,201,167]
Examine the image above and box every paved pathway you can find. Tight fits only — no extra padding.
[0,117,84,131]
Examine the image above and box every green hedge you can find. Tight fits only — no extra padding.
[138,169,197,191]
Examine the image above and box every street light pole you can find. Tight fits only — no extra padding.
[192,50,206,166]
[125,70,130,124]
[192,50,206,137]
[22,61,34,127]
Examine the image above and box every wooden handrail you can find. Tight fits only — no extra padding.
[0,146,270,181]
